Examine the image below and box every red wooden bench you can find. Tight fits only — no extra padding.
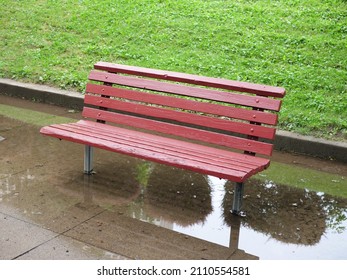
[40,62,286,215]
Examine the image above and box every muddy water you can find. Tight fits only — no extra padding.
[1,98,347,259]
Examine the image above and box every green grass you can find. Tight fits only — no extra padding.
[0,0,346,140]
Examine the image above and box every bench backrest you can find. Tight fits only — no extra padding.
[83,62,286,157]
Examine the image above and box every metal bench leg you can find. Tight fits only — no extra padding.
[232,182,244,216]
[84,145,94,174]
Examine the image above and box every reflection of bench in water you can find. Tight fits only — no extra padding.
[77,163,258,259]
[56,157,345,254]
[40,62,286,215]
[145,165,212,226]
[223,178,329,246]
[128,164,257,259]
[56,154,142,206]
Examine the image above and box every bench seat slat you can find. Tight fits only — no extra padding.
[84,95,276,140]
[52,124,261,173]
[82,107,274,156]
[64,121,267,170]
[94,61,286,98]
[40,120,270,182]
[88,71,282,112]
[86,83,278,125]
[78,121,270,167]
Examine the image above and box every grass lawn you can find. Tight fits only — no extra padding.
[0,0,346,140]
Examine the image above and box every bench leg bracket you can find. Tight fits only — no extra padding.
[232,182,245,216]
[84,145,94,175]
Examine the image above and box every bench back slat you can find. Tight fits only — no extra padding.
[94,61,286,98]
[84,94,276,140]
[89,70,282,112]
[82,107,274,156]
[86,83,278,125]
[83,62,286,157]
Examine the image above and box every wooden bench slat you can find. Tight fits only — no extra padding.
[86,83,278,125]
[75,120,269,169]
[53,122,262,173]
[42,125,247,182]
[78,120,270,167]
[88,70,282,112]
[84,94,276,140]
[41,121,270,181]
[94,61,286,98]
[82,107,274,156]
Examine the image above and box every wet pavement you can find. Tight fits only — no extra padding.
[1,95,347,260]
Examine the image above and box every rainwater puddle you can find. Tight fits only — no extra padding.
[124,167,347,260]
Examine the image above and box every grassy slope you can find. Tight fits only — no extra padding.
[0,0,346,140]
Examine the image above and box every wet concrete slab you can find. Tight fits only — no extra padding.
[1,96,347,260]
[64,208,251,260]
[16,235,128,260]
[0,212,57,259]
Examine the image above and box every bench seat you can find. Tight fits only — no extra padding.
[40,120,270,183]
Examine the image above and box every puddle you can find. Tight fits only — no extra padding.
[121,165,347,259]
[1,99,347,259]
[2,156,346,259]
